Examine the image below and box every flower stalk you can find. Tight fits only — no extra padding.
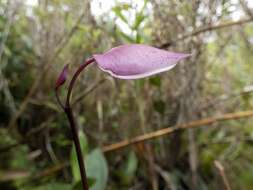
[55,58,95,190]
[64,106,89,190]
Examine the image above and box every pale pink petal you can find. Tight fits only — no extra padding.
[93,44,191,79]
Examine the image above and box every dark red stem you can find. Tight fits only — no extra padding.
[55,58,95,190]
[65,58,95,190]
[66,57,95,107]
[64,106,89,190]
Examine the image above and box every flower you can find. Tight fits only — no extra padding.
[54,44,191,190]
[55,64,68,89]
[93,44,191,79]
[55,44,191,105]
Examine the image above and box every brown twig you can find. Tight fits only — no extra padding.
[214,160,232,190]
[0,162,69,182]
[102,110,253,152]
[155,164,176,190]
[239,0,253,19]
[3,133,252,183]
[159,17,253,48]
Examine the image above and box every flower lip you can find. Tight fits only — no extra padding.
[93,44,191,80]
[96,61,177,79]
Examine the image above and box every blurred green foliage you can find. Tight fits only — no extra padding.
[0,0,253,190]
[70,132,108,190]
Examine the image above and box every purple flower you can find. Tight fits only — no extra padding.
[55,64,68,89]
[54,44,191,190]
[93,44,191,79]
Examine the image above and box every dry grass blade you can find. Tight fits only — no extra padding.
[102,110,253,152]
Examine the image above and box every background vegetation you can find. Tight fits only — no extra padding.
[0,0,253,189]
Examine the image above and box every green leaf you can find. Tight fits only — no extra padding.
[125,151,138,175]
[135,32,142,43]
[10,146,30,169]
[113,7,128,24]
[72,179,96,190]
[70,131,89,182]
[149,76,161,87]
[121,3,131,10]
[117,30,135,43]
[153,100,166,115]
[124,151,138,184]
[86,149,108,190]
[71,139,108,190]
[132,13,145,30]
[115,151,138,185]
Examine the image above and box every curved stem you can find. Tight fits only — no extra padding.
[64,58,95,190]
[66,57,95,107]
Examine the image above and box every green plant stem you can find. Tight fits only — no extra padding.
[65,106,89,190]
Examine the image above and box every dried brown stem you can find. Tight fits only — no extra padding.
[160,17,253,48]
[102,110,253,152]
[214,160,232,190]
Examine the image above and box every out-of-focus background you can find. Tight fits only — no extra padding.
[0,0,253,189]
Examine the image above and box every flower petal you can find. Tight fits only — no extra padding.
[93,44,191,79]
